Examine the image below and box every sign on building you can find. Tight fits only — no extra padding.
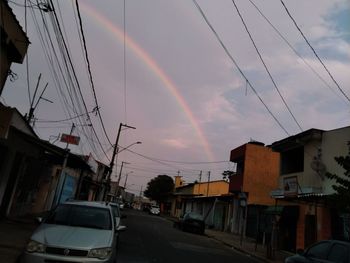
[60,133,80,145]
[283,176,298,197]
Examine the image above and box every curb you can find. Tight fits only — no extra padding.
[205,233,272,263]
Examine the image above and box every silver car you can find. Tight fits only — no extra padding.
[20,201,126,263]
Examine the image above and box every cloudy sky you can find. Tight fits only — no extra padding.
[2,0,350,194]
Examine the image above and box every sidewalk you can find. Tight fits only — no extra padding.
[0,217,38,263]
[205,229,292,263]
[164,214,291,263]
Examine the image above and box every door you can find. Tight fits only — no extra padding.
[305,215,316,248]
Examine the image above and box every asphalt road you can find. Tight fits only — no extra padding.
[116,209,260,263]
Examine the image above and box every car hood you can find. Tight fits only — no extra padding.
[31,224,113,249]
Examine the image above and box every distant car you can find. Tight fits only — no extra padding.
[20,201,126,263]
[149,205,160,215]
[174,212,205,235]
[119,202,125,210]
[285,240,350,263]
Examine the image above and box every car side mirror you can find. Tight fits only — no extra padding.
[116,225,127,232]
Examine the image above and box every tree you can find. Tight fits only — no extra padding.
[144,175,174,203]
[325,142,350,213]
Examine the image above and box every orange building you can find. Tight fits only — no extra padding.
[228,141,280,239]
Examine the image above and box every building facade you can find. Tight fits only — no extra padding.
[270,126,350,250]
[0,0,29,94]
[228,141,280,240]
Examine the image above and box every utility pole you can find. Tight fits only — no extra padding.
[104,123,136,200]
[139,185,143,199]
[27,74,53,126]
[53,123,75,207]
[198,170,202,194]
[207,171,211,197]
[123,171,133,189]
[115,161,129,198]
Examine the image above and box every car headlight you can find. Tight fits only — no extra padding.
[26,240,46,253]
[88,247,112,259]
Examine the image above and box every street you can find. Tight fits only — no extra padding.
[117,209,260,263]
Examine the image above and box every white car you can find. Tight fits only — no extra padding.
[149,205,160,215]
[20,201,126,263]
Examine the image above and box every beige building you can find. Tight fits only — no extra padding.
[271,126,350,250]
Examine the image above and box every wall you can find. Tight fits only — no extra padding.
[322,126,350,194]
[193,181,229,197]
[0,1,29,93]
[243,144,279,205]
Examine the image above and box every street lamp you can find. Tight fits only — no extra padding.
[117,141,142,155]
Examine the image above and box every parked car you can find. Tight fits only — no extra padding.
[285,240,350,263]
[173,212,205,235]
[149,205,160,215]
[20,201,126,263]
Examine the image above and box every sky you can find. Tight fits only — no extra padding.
[2,0,350,195]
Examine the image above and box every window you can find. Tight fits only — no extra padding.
[281,147,304,175]
[328,244,349,263]
[305,241,331,260]
[46,204,112,230]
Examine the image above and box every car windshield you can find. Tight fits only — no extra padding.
[45,204,112,230]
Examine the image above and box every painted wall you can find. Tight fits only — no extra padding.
[193,180,229,196]
[322,126,350,194]
[243,144,280,205]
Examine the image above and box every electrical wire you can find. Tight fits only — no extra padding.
[192,0,290,136]
[35,110,95,123]
[74,0,113,147]
[24,0,31,107]
[122,148,201,172]
[232,0,303,132]
[123,0,127,123]
[279,0,350,104]
[48,0,110,160]
[247,0,345,104]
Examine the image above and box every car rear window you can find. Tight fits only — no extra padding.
[306,241,331,260]
[328,244,349,263]
[185,212,204,221]
[45,204,112,230]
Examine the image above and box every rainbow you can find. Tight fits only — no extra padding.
[80,3,215,161]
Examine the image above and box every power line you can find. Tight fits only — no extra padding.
[279,0,350,104]
[192,0,290,136]
[48,0,110,160]
[74,0,113,147]
[247,0,345,103]
[122,148,201,172]
[28,0,105,159]
[35,110,94,123]
[232,0,303,132]
[123,0,127,123]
